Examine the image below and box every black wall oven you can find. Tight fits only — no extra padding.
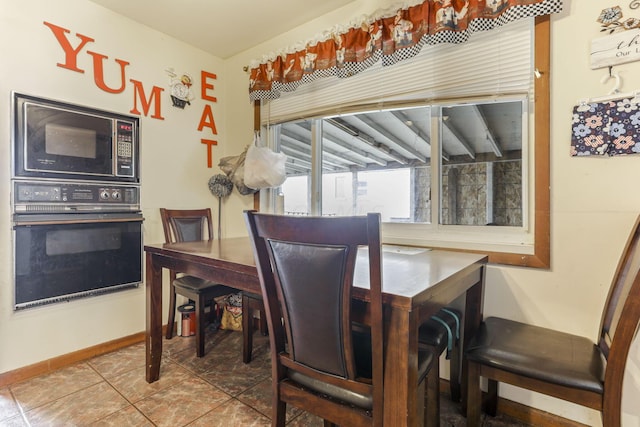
[11,93,142,310]
[13,211,142,310]
[12,180,142,310]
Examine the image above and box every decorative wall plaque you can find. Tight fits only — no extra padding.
[591,28,640,69]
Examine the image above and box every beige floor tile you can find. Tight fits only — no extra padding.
[89,342,146,379]
[168,330,246,374]
[108,361,197,403]
[198,354,270,397]
[0,387,20,422]
[24,382,129,426]
[134,377,230,427]
[11,363,102,411]
[90,404,154,426]
[0,415,29,426]
[162,333,197,358]
[235,378,302,423]
[286,411,325,427]
[168,345,230,377]
[187,398,271,427]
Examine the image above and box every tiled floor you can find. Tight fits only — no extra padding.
[0,326,529,426]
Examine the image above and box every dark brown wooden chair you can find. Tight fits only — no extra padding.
[465,214,640,427]
[244,211,434,427]
[160,208,265,360]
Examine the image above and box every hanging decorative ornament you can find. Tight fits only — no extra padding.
[165,68,194,108]
[208,174,234,239]
[209,174,234,199]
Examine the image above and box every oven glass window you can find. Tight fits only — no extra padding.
[24,103,113,176]
[45,124,97,159]
[46,227,122,255]
[14,220,142,308]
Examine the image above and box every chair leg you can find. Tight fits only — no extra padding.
[425,354,440,426]
[242,294,253,363]
[466,361,482,427]
[259,305,268,335]
[417,373,426,427]
[449,340,461,402]
[166,284,177,339]
[485,378,498,416]
[195,294,206,357]
[273,396,286,427]
[461,355,469,414]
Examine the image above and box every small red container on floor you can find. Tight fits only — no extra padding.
[178,303,196,337]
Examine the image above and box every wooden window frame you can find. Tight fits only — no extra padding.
[253,16,551,269]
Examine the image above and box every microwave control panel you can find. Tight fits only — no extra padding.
[13,180,140,213]
[115,120,136,178]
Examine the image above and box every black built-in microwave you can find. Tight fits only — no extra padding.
[12,92,139,183]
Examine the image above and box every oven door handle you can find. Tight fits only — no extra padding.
[13,214,144,226]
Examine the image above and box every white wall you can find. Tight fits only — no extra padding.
[0,0,227,373]
[224,1,640,425]
[2,0,640,425]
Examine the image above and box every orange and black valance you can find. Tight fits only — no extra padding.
[248,0,563,102]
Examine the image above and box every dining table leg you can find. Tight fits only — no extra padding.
[383,306,422,427]
[382,265,485,426]
[460,273,485,414]
[145,251,163,383]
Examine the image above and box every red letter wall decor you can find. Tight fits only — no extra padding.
[44,20,163,118]
[44,21,225,168]
[201,139,218,168]
[198,70,219,168]
[129,79,165,120]
[201,71,217,102]
[43,21,94,72]
[87,51,130,93]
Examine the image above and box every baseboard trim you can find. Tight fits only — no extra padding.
[0,331,146,388]
[439,380,590,427]
[497,397,590,427]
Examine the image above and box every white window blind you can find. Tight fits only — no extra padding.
[263,18,533,124]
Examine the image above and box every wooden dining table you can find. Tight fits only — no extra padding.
[144,238,487,426]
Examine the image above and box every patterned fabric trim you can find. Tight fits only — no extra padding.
[571,97,640,156]
[248,0,563,102]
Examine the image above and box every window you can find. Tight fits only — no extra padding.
[259,17,550,268]
[278,97,525,224]
[439,100,526,227]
